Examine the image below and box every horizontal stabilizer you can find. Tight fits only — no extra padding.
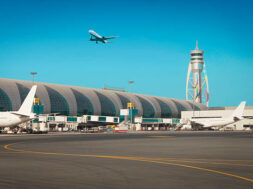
[11,112,30,117]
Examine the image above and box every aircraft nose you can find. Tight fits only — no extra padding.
[88,30,93,33]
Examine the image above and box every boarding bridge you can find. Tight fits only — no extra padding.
[27,104,181,132]
[86,115,119,124]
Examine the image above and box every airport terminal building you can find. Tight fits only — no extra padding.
[1,78,252,132]
[0,78,207,119]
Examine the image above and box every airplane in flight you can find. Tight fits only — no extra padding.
[0,85,37,128]
[88,30,119,44]
[189,101,246,129]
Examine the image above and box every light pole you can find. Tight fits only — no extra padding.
[128,81,134,93]
[128,81,134,131]
[30,72,37,84]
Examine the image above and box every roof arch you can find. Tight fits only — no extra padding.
[94,91,116,116]
[136,95,155,118]
[0,78,208,118]
[0,88,12,111]
[71,88,94,116]
[44,86,69,116]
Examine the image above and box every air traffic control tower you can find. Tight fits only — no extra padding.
[186,41,209,106]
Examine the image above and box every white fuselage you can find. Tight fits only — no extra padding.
[89,30,102,38]
[189,101,246,129]
[0,112,30,128]
[88,30,108,43]
[0,85,37,128]
[191,117,234,128]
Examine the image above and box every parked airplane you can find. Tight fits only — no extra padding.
[0,85,37,128]
[88,30,119,43]
[190,101,246,129]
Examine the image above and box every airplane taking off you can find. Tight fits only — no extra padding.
[88,30,119,44]
[0,85,37,128]
[190,101,246,129]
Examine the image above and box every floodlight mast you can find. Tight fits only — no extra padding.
[186,41,209,106]
[30,72,37,84]
[128,81,134,93]
[128,81,134,131]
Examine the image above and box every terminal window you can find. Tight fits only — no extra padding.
[115,93,130,109]
[136,96,155,118]
[155,98,173,118]
[0,88,12,111]
[94,91,116,116]
[45,86,69,116]
[71,88,94,116]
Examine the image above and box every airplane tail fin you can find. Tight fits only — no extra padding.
[17,85,37,116]
[231,101,246,120]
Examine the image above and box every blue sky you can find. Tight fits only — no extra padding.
[0,0,252,107]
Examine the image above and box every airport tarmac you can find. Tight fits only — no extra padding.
[0,131,253,189]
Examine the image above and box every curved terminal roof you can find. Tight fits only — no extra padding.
[0,78,207,118]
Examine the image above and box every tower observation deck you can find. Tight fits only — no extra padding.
[186,41,209,106]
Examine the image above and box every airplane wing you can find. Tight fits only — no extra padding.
[191,120,211,128]
[243,116,253,119]
[202,123,213,128]
[90,33,99,38]
[103,36,119,40]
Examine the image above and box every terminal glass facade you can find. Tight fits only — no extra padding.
[0,88,12,111]
[155,98,173,118]
[16,83,29,104]
[171,100,188,117]
[71,88,94,116]
[45,86,69,116]
[116,93,130,109]
[137,96,155,118]
[95,91,116,116]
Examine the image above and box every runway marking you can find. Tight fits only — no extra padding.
[151,158,253,167]
[4,142,253,183]
[149,136,175,138]
[161,158,253,162]
[0,152,24,154]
